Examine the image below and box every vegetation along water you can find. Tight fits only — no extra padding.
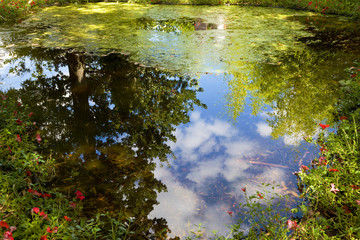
[0,0,360,239]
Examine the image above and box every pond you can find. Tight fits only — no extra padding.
[1,3,360,238]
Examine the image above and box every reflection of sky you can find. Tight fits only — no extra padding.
[150,73,317,238]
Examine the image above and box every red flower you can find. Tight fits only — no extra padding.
[301,165,310,171]
[340,116,348,120]
[28,189,42,197]
[3,231,14,240]
[351,74,357,78]
[257,193,264,199]
[319,123,330,129]
[329,169,339,172]
[16,119,22,125]
[46,226,57,233]
[36,134,42,143]
[32,207,40,214]
[64,216,71,222]
[0,220,9,229]
[16,134,21,143]
[350,185,360,190]
[343,205,351,214]
[75,190,83,196]
[227,210,233,216]
[319,147,328,152]
[13,111,17,116]
[28,112,33,117]
[69,202,77,209]
[308,1,312,5]
[7,146,12,154]
[42,193,51,198]
[16,102,21,107]
[318,156,327,165]
[286,219,298,230]
[241,187,246,192]
[77,195,85,200]
[40,235,48,240]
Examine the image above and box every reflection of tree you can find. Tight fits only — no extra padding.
[134,16,195,34]
[226,50,351,138]
[5,47,204,239]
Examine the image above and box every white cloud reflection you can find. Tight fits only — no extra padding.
[151,111,296,238]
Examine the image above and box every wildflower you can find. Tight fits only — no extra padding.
[351,185,360,190]
[319,123,330,129]
[227,210,233,216]
[355,200,360,205]
[40,235,48,240]
[351,74,357,78]
[318,156,327,165]
[241,187,246,192]
[75,190,83,196]
[36,133,41,143]
[7,146,12,154]
[42,193,51,198]
[28,112,33,117]
[9,226,16,233]
[46,226,57,233]
[343,205,351,214]
[64,216,71,222]
[329,169,339,172]
[257,193,264,199]
[75,190,85,200]
[13,111,17,116]
[77,195,85,200]
[308,1,312,6]
[286,219,298,230]
[16,119,22,125]
[340,116,348,120]
[330,183,339,194]
[69,202,77,209]
[39,211,48,220]
[3,231,13,240]
[32,207,40,214]
[301,165,310,171]
[0,220,9,229]
[319,147,328,152]
[26,170,32,176]
[16,102,21,107]
[16,134,21,143]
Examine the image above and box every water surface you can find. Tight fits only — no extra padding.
[0,3,359,238]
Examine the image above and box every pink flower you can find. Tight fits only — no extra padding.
[9,226,16,233]
[286,219,298,230]
[355,200,360,205]
[330,183,339,194]
[36,134,41,143]
[32,207,40,214]
[319,123,330,129]
[227,210,233,216]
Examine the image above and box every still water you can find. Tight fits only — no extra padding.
[1,3,359,238]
